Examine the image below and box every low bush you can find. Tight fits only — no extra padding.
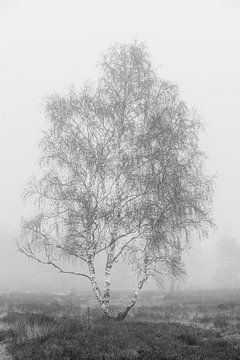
[213,315,228,329]
[217,303,229,311]
[177,333,200,346]
[197,315,212,324]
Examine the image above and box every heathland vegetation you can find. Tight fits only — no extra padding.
[1,289,240,359]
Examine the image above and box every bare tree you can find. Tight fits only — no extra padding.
[19,41,214,319]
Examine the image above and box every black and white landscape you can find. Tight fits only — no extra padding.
[0,1,239,359]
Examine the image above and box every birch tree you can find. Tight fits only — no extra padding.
[19,41,214,319]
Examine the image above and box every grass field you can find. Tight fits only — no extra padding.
[1,289,240,359]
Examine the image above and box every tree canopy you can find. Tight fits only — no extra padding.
[19,41,214,318]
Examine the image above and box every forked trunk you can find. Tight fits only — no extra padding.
[88,258,147,320]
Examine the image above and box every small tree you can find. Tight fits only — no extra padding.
[19,41,214,319]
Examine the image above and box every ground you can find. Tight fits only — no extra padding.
[0,289,240,359]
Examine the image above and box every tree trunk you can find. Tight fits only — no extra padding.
[87,256,147,320]
[102,168,120,314]
[87,259,110,316]
[103,243,115,313]
[169,276,175,294]
[115,276,147,320]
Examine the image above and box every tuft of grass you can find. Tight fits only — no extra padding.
[2,312,56,342]
[0,329,12,342]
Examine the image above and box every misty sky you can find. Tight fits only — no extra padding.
[0,0,239,291]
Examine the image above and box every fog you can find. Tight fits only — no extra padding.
[0,0,239,293]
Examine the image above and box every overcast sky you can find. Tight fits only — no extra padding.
[0,0,239,291]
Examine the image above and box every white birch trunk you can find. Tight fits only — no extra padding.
[87,259,109,316]
[103,158,121,312]
[103,242,115,311]
[116,276,147,320]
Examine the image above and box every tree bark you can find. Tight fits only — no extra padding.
[102,166,120,314]
[115,276,147,320]
[103,242,115,312]
[87,259,109,316]
[87,255,147,320]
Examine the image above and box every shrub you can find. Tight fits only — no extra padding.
[217,303,229,311]
[197,315,212,324]
[177,333,200,346]
[213,315,228,329]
